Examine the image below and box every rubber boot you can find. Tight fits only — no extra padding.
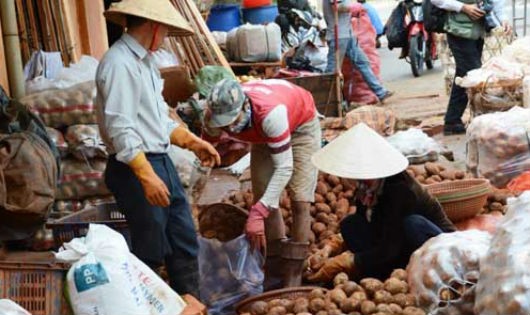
[165,255,200,298]
[281,239,310,287]
[264,238,286,290]
[291,201,312,243]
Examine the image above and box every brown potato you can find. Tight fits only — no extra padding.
[329,288,348,305]
[293,298,309,313]
[267,306,287,315]
[351,291,368,301]
[315,193,325,203]
[390,269,408,281]
[360,300,376,315]
[375,304,391,313]
[332,184,344,194]
[327,175,341,186]
[360,278,384,297]
[343,281,361,296]
[309,298,326,313]
[373,290,393,304]
[250,301,268,315]
[268,299,283,308]
[316,182,329,195]
[315,203,332,214]
[384,278,408,295]
[431,175,442,182]
[388,303,403,314]
[326,192,337,203]
[279,299,294,313]
[309,288,327,301]
[312,222,327,235]
[439,170,455,181]
[327,309,342,315]
[316,212,330,224]
[402,306,426,315]
[340,298,361,313]
[424,162,440,176]
[454,170,465,179]
[334,272,350,286]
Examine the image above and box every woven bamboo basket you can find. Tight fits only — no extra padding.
[198,203,248,242]
[236,287,326,314]
[425,179,491,223]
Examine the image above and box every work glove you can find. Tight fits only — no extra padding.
[170,126,221,168]
[245,202,270,253]
[129,152,170,207]
[306,251,355,283]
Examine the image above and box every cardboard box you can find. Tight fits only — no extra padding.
[160,66,197,106]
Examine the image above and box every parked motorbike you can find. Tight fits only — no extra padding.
[403,0,437,77]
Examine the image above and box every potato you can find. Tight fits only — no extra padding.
[326,192,337,203]
[316,212,330,224]
[360,300,376,315]
[250,301,268,315]
[424,178,437,185]
[489,202,504,212]
[316,182,329,195]
[268,306,287,315]
[315,203,332,214]
[309,288,327,300]
[424,162,441,176]
[376,304,391,313]
[384,278,408,295]
[312,222,327,235]
[343,190,354,199]
[332,184,344,194]
[402,306,426,315]
[334,272,350,286]
[309,298,326,313]
[392,293,408,308]
[335,198,349,213]
[315,311,328,315]
[293,298,309,313]
[268,299,283,309]
[328,310,342,315]
[343,281,361,296]
[340,298,361,313]
[279,299,294,313]
[439,170,455,181]
[390,269,408,281]
[327,175,341,186]
[373,290,393,304]
[431,175,442,182]
[388,303,403,314]
[329,288,348,305]
[360,278,384,296]
[351,291,368,301]
[315,193,325,203]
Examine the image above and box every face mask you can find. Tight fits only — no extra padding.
[227,106,251,134]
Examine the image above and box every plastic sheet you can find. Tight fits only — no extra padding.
[199,235,264,315]
[407,230,492,315]
[45,127,68,158]
[388,128,442,164]
[475,191,530,315]
[466,107,530,188]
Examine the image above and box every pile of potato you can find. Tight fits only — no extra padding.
[482,187,511,215]
[221,173,357,250]
[406,162,468,185]
[243,270,425,315]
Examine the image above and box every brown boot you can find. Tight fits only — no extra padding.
[282,239,309,287]
[306,251,355,283]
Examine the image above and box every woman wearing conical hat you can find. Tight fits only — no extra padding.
[95,0,220,297]
[307,123,456,282]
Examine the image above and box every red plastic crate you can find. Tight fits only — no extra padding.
[0,251,72,315]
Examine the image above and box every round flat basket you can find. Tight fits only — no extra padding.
[236,287,326,314]
[425,179,491,223]
[198,203,248,242]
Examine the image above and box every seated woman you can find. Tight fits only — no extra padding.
[307,123,456,282]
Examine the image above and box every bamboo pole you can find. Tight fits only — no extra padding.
[0,0,25,98]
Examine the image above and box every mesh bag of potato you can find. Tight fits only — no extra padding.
[198,235,264,315]
[466,107,530,188]
[20,81,97,128]
[407,230,492,315]
[56,158,111,200]
[45,127,69,157]
[474,191,530,315]
[65,124,108,160]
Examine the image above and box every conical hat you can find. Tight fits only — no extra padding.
[104,0,194,37]
[311,123,409,179]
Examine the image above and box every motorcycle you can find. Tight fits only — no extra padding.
[403,0,437,77]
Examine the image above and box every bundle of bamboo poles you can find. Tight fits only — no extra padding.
[14,0,75,66]
[169,0,232,77]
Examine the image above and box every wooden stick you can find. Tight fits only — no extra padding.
[25,0,41,51]
[14,0,30,63]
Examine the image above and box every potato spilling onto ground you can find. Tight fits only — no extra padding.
[406,163,468,186]
[407,230,492,315]
[245,270,423,315]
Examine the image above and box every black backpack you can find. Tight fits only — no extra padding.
[423,0,448,33]
[385,2,408,49]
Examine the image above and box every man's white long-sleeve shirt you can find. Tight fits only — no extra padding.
[431,0,507,21]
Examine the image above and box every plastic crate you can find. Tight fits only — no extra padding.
[46,202,129,248]
[0,251,71,315]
